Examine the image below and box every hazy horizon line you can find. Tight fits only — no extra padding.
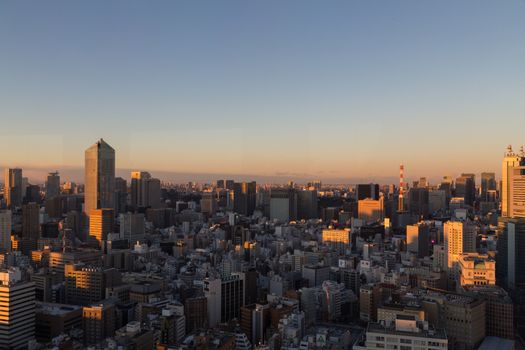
[0,164,499,186]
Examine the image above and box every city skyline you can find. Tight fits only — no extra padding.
[0,142,522,184]
[2,1,525,179]
[1,2,525,348]
[0,145,523,185]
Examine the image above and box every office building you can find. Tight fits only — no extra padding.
[4,168,23,208]
[509,165,525,218]
[184,296,208,332]
[131,171,161,209]
[455,174,476,207]
[35,302,82,342]
[0,268,35,349]
[356,183,379,200]
[120,212,145,243]
[341,268,360,295]
[0,210,11,252]
[116,321,154,350]
[302,265,329,287]
[22,202,40,241]
[322,228,350,253]
[84,139,115,216]
[458,253,496,286]
[364,316,448,350]
[408,187,429,218]
[240,303,268,346]
[200,191,218,216]
[502,145,525,217]
[377,303,426,323]
[48,249,103,275]
[496,217,525,289]
[158,306,186,347]
[481,172,497,202]
[444,221,476,271]
[406,222,430,258]
[45,171,60,200]
[25,184,41,204]
[31,270,63,303]
[115,177,128,214]
[233,182,256,216]
[89,208,115,243]
[358,197,384,223]
[297,189,318,220]
[204,273,245,327]
[429,189,447,214]
[444,294,485,350]
[269,188,297,222]
[65,264,119,305]
[83,301,116,345]
[360,284,381,322]
[462,285,514,339]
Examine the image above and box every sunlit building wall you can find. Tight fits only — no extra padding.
[84,139,115,216]
[0,268,35,349]
[4,168,22,209]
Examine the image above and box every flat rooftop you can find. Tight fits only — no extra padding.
[367,322,447,340]
[36,302,82,316]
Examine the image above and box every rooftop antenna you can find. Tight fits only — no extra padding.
[506,145,514,156]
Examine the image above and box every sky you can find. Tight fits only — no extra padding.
[1,1,524,183]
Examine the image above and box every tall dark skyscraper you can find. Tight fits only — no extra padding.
[496,217,525,290]
[45,171,60,200]
[356,184,379,201]
[481,172,497,201]
[130,171,161,209]
[4,168,23,209]
[22,202,40,241]
[455,174,475,206]
[408,187,429,218]
[84,139,115,216]
[114,177,127,214]
[233,182,256,216]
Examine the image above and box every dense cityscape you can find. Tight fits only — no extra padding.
[0,139,523,349]
[2,1,524,349]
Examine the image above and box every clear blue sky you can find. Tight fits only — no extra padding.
[1,1,524,182]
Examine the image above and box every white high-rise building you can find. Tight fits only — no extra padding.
[509,164,525,219]
[444,221,476,287]
[84,139,115,216]
[0,268,36,349]
[0,211,11,252]
[502,145,524,217]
